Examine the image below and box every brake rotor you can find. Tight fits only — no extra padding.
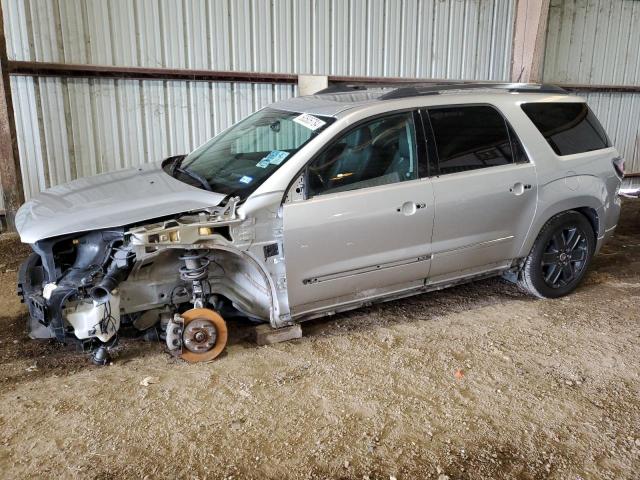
[180,308,228,362]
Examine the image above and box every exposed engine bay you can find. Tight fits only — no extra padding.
[17,197,285,364]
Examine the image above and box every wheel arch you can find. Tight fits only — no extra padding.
[574,206,599,240]
[519,176,606,257]
[205,246,281,324]
[121,245,280,324]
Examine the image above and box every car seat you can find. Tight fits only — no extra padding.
[328,126,375,187]
[384,126,412,179]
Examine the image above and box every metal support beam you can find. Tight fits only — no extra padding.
[511,0,551,83]
[9,60,640,93]
[0,5,24,231]
[8,60,299,84]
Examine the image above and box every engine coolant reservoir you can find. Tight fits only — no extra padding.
[65,294,121,342]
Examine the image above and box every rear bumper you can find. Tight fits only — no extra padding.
[595,189,622,254]
[619,186,640,198]
[596,223,617,253]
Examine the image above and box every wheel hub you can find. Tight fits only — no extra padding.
[183,318,217,353]
[175,308,228,363]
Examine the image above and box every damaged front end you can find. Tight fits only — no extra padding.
[17,195,284,363]
[18,229,134,345]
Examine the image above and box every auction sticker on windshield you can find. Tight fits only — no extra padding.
[267,150,289,165]
[239,175,253,184]
[256,150,289,168]
[293,113,326,131]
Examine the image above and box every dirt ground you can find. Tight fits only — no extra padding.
[0,201,639,480]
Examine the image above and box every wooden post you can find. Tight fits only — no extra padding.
[511,0,551,83]
[0,3,24,231]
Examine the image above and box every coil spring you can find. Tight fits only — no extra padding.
[179,250,211,282]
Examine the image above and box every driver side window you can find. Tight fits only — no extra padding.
[306,111,418,197]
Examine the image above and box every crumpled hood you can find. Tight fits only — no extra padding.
[16,162,227,243]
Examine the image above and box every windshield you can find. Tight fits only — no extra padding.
[174,108,335,197]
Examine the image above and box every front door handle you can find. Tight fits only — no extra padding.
[509,183,532,195]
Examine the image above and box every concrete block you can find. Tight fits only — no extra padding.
[253,323,302,346]
[297,75,328,95]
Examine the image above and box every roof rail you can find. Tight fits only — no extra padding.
[379,83,567,100]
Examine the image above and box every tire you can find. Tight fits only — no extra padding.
[518,211,595,298]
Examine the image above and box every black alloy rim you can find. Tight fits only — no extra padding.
[541,226,589,288]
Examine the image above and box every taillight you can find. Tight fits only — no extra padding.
[612,156,625,178]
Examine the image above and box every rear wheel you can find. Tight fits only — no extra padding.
[518,211,595,298]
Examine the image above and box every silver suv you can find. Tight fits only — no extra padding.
[16,83,623,363]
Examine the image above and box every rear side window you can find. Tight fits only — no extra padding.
[521,102,611,156]
[427,105,517,175]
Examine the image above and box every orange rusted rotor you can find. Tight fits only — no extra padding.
[180,308,228,362]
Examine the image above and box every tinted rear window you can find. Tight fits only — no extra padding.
[521,102,611,156]
[428,105,516,175]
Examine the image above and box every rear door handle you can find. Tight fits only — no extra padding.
[396,201,426,215]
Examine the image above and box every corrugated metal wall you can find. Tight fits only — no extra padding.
[3,0,517,201]
[9,77,296,200]
[582,91,640,174]
[5,0,516,76]
[543,0,640,173]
